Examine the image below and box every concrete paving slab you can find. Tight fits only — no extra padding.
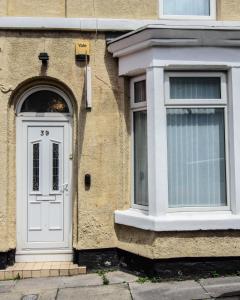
[38,289,58,300]
[13,276,64,293]
[0,280,16,293]
[61,273,102,288]
[129,280,211,300]
[57,283,132,300]
[106,271,137,285]
[200,276,240,298]
[0,292,23,300]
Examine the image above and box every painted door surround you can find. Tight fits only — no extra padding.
[16,86,73,262]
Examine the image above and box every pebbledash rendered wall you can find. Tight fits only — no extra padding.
[0,32,129,254]
[1,0,240,262]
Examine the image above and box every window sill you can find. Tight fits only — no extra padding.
[115,209,240,231]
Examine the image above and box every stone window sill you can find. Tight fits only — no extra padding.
[115,209,240,231]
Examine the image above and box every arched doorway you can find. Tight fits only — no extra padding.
[16,85,73,262]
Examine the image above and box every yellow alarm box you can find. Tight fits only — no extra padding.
[75,40,90,61]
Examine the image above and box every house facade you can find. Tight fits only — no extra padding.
[1,0,240,276]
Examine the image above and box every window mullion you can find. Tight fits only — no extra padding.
[147,67,168,217]
[229,68,240,214]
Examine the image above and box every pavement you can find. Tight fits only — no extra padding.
[1,271,240,299]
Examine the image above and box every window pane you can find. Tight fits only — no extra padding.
[33,143,40,191]
[21,91,69,113]
[170,77,221,99]
[167,108,227,208]
[134,111,148,206]
[163,0,210,16]
[134,80,146,103]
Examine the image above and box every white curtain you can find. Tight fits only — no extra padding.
[134,111,148,206]
[164,0,210,16]
[170,77,221,99]
[167,108,226,208]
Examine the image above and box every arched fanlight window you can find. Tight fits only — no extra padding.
[20,90,70,113]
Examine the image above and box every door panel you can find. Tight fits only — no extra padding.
[19,121,71,250]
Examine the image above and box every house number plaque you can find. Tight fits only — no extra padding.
[40,130,49,136]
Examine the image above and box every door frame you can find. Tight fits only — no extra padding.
[16,86,74,262]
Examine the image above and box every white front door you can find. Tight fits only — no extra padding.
[17,120,72,258]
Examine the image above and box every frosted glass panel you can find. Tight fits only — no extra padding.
[134,111,148,206]
[167,108,227,208]
[170,77,221,99]
[164,0,210,16]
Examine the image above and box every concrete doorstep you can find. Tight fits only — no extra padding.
[0,271,240,299]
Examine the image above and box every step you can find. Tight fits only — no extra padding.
[0,262,86,280]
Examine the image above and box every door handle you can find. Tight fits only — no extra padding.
[61,183,69,192]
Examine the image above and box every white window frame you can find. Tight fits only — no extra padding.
[165,71,230,212]
[165,72,227,105]
[130,75,148,211]
[159,0,216,20]
[116,67,240,231]
[130,71,230,213]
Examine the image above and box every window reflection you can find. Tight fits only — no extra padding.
[21,91,69,113]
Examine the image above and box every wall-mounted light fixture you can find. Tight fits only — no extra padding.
[38,52,49,65]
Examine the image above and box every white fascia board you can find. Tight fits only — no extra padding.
[0,17,160,31]
[2,17,240,32]
[115,209,240,231]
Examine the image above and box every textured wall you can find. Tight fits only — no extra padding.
[1,30,240,259]
[218,0,240,20]
[0,31,129,252]
[0,0,239,20]
[116,226,240,259]
[5,0,158,18]
[7,0,66,17]
[67,0,158,19]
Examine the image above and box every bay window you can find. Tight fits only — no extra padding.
[160,0,216,19]
[116,66,240,231]
[109,24,240,232]
[131,72,229,212]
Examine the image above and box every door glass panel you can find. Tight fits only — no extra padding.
[52,143,59,191]
[33,143,40,191]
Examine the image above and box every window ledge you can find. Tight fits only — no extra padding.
[115,209,240,231]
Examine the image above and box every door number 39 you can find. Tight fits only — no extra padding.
[40,130,49,136]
